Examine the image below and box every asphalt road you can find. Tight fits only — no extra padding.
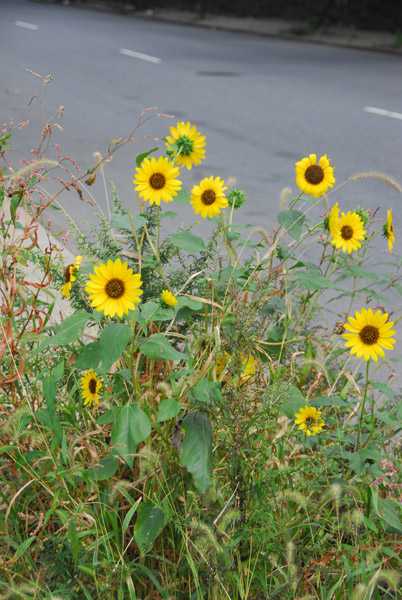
[2,1,402,260]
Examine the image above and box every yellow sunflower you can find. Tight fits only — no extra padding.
[165,121,206,170]
[60,255,83,298]
[294,405,325,436]
[133,156,182,206]
[216,352,257,381]
[343,308,396,362]
[331,211,366,253]
[190,176,228,219]
[328,202,340,236]
[161,289,177,306]
[295,154,335,198]
[85,258,143,318]
[80,369,102,407]
[383,209,395,251]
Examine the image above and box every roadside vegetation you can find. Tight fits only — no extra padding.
[1,72,402,600]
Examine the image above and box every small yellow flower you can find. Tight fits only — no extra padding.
[343,308,396,362]
[85,258,143,318]
[294,405,325,436]
[383,209,395,251]
[331,211,366,253]
[133,156,182,206]
[216,352,257,381]
[80,369,102,407]
[295,154,335,198]
[165,121,206,170]
[161,289,177,306]
[60,255,83,298]
[190,176,228,219]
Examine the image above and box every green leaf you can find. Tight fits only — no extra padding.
[278,210,305,241]
[190,380,222,406]
[346,264,379,281]
[36,312,91,352]
[181,412,213,494]
[296,270,337,291]
[157,397,181,422]
[95,407,121,425]
[99,323,132,368]
[86,455,119,481]
[176,296,203,311]
[135,147,158,167]
[371,381,395,400]
[123,497,142,533]
[134,500,167,554]
[171,232,205,253]
[172,189,191,204]
[74,342,103,371]
[111,213,146,232]
[111,404,151,468]
[160,211,178,219]
[310,395,348,407]
[139,334,184,362]
[372,489,402,534]
[12,536,37,562]
[140,301,174,323]
[279,385,306,419]
[43,374,62,444]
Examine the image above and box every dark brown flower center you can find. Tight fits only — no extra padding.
[341,225,354,240]
[390,224,394,234]
[88,378,97,394]
[359,325,379,345]
[150,172,166,190]
[63,264,73,283]
[105,278,125,299]
[201,189,216,206]
[304,164,324,185]
[305,417,316,426]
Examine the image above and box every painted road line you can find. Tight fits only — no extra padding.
[14,20,38,30]
[364,106,402,121]
[119,48,161,64]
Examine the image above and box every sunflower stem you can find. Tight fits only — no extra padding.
[356,360,370,451]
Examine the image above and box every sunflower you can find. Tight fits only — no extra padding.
[165,121,206,170]
[382,209,395,251]
[343,308,396,362]
[80,369,102,407]
[331,211,366,253]
[295,154,335,198]
[327,202,340,236]
[161,289,177,307]
[85,258,143,318]
[294,405,325,436]
[216,352,257,381]
[60,255,83,298]
[190,176,228,219]
[133,156,182,206]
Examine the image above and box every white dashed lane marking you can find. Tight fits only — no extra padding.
[14,21,38,30]
[119,48,161,64]
[364,106,402,121]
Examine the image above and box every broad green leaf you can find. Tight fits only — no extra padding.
[74,342,103,371]
[157,397,181,422]
[99,323,132,368]
[346,264,379,281]
[86,455,119,481]
[176,296,203,311]
[160,210,178,219]
[278,210,305,241]
[95,406,121,425]
[111,404,151,468]
[372,489,402,534]
[190,380,222,406]
[279,385,306,419]
[140,301,174,323]
[172,189,191,204]
[181,412,213,493]
[134,500,167,554]
[36,312,90,351]
[139,334,184,362]
[171,232,205,253]
[371,381,395,400]
[135,147,158,167]
[310,395,348,407]
[296,270,337,291]
[43,374,62,444]
[111,213,146,232]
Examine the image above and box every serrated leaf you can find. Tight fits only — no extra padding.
[278,210,305,241]
[111,213,146,232]
[134,501,167,554]
[296,270,337,291]
[171,232,205,253]
[111,404,151,468]
[181,412,213,493]
[172,189,191,204]
[36,312,90,352]
[135,147,158,167]
[139,334,184,362]
[157,397,181,422]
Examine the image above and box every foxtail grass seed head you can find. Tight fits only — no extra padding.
[330,483,342,507]
[348,171,402,192]
[352,584,368,600]
[280,187,292,210]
